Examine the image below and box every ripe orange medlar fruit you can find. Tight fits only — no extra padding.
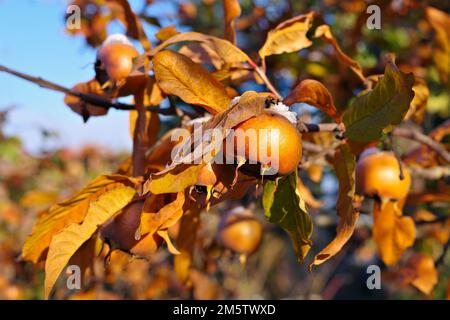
[64,79,109,119]
[95,35,145,96]
[97,41,139,83]
[218,208,263,255]
[356,151,411,201]
[100,200,161,258]
[230,110,302,176]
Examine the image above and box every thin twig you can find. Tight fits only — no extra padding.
[389,133,405,180]
[297,122,345,139]
[393,127,450,164]
[436,240,450,267]
[247,59,282,99]
[0,64,174,115]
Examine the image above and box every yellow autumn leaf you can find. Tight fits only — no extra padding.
[20,190,59,208]
[140,191,185,236]
[155,24,179,42]
[44,186,136,299]
[373,200,415,266]
[259,12,314,60]
[153,50,231,114]
[144,164,204,195]
[22,175,138,263]
[148,32,250,65]
[404,78,429,123]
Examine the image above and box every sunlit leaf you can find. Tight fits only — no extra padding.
[44,186,136,299]
[149,32,250,65]
[373,200,415,266]
[22,175,139,263]
[153,50,231,114]
[259,12,314,60]
[140,192,185,236]
[144,164,205,195]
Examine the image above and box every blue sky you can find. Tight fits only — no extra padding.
[0,0,173,154]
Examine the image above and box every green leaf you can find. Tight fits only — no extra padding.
[343,61,414,142]
[262,171,313,262]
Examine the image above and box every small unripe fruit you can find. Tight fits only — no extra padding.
[230,110,302,176]
[356,151,411,200]
[218,208,263,254]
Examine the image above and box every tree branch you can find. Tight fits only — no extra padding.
[0,64,174,115]
[393,127,450,164]
[297,122,345,139]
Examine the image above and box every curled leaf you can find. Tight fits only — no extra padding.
[310,144,359,269]
[283,79,340,123]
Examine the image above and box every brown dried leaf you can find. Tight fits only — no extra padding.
[259,12,314,60]
[310,145,359,268]
[283,79,340,122]
[64,79,109,118]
